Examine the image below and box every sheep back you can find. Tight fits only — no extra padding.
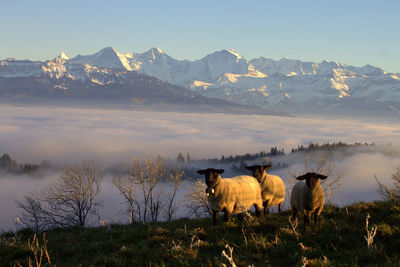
[259,173,285,206]
[208,175,262,214]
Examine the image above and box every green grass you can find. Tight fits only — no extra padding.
[1,201,400,266]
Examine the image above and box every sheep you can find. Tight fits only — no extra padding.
[246,164,285,215]
[290,172,327,229]
[197,168,263,225]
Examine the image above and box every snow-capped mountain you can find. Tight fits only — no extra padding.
[67,47,266,87]
[245,57,400,110]
[0,55,286,116]
[69,47,133,71]
[64,47,400,115]
[1,47,399,116]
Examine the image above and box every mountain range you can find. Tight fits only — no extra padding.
[1,47,399,117]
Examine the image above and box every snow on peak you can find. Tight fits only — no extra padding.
[98,46,119,54]
[139,47,167,61]
[70,46,132,71]
[224,49,243,59]
[211,49,244,60]
[150,47,164,54]
[59,51,69,60]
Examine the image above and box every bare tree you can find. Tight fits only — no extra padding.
[112,174,138,224]
[16,192,49,231]
[165,168,185,221]
[17,161,103,229]
[113,156,184,223]
[376,167,400,203]
[185,179,212,218]
[136,156,165,222]
[177,152,185,163]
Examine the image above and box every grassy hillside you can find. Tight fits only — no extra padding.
[1,201,399,266]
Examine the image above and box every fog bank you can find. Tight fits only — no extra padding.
[1,104,400,166]
[1,104,400,230]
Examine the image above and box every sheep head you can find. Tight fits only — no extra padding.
[197,168,224,187]
[296,172,327,189]
[245,164,272,182]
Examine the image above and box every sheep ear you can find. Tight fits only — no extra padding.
[245,166,254,170]
[317,174,327,180]
[263,164,272,170]
[216,169,224,174]
[296,174,308,180]
[197,170,206,175]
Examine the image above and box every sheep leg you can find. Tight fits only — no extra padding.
[303,211,311,230]
[223,208,231,222]
[278,203,283,214]
[314,208,321,226]
[212,210,219,225]
[263,200,270,215]
[254,204,262,217]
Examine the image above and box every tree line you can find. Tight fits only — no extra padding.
[176,142,378,165]
[0,153,51,175]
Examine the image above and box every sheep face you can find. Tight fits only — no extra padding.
[245,164,272,182]
[197,168,224,187]
[296,172,327,189]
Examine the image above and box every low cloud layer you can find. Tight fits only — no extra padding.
[1,104,400,230]
[1,104,400,165]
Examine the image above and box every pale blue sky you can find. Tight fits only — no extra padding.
[2,0,399,72]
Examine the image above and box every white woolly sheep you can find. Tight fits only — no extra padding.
[197,168,263,225]
[246,164,285,214]
[290,172,327,229]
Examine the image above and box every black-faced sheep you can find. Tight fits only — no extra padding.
[290,172,327,229]
[246,164,285,214]
[197,168,263,225]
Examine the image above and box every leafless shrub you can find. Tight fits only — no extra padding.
[27,233,52,267]
[160,234,203,259]
[6,233,53,267]
[113,156,184,223]
[17,161,103,229]
[364,213,378,254]
[300,256,309,267]
[221,244,237,267]
[98,217,111,231]
[288,216,299,242]
[184,179,212,218]
[189,234,203,250]
[241,226,248,248]
[242,211,255,223]
[289,153,344,204]
[376,167,400,204]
